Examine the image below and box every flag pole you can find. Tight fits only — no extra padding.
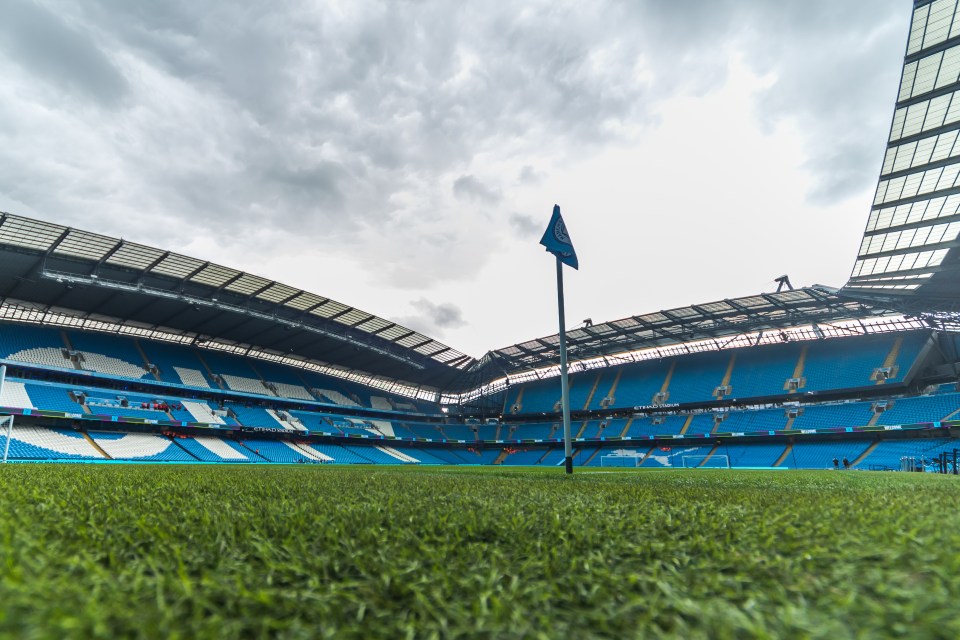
[556,258,574,474]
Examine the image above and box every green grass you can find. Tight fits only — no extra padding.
[0,465,959,639]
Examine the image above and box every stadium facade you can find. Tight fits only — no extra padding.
[1,0,960,470]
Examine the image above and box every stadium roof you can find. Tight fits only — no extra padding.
[843,0,960,309]
[0,212,476,391]
[478,286,902,379]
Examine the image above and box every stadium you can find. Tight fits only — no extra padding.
[2,1,960,637]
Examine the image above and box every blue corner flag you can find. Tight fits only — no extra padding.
[539,204,579,270]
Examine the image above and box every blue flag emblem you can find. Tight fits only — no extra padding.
[539,204,579,270]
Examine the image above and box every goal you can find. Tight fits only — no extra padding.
[682,454,730,469]
[600,454,642,468]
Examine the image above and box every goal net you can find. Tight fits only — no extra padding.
[600,455,642,468]
[682,454,730,469]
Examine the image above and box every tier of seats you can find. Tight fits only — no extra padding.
[175,436,253,462]
[0,324,69,370]
[220,374,274,396]
[8,371,960,451]
[89,432,195,461]
[781,441,872,470]
[504,331,931,414]
[138,340,214,387]
[0,427,103,459]
[860,439,955,470]
[67,331,150,379]
[1,423,956,472]
[714,443,787,467]
[0,322,439,412]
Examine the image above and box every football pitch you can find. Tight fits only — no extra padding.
[0,465,958,639]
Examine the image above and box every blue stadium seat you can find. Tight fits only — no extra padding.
[781,441,870,469]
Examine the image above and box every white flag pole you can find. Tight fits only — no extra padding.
[556,258,574,474]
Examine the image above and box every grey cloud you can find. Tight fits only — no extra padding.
[509,213,541,238]
[0,0,127,106]
[392,298,468,338]
[453,175,501,205]
[604,0,905,206]
[0,0,909,284]
[743,0,906,204]
[518,166,544,185]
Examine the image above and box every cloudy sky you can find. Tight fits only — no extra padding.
[0,0,911,357]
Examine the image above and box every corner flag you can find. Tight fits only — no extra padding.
[540,204,579,474]
[539,205,579,270]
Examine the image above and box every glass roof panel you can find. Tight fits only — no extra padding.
[907,4,929,55]
[698,302,733,313]
[431,349,462,363]
[284,292,326,311]
[734,296,769,308]
[774,290,814,303]
[105,242,166,270]
[256,283,299,303]
[151,253,205,279]
[665,307,698,319]
[334,309,372,326]
[224,273,272,295]
[355,316,392,334]
[190,264,241,288]
[377,325,412,340]
[52,229,119,261]
[0,216,64,251]
[413,341,446,356]
[310,300,349,318]
[635,312,668,324]
[396,332,431,348]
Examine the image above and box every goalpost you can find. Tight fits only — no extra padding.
[0,365,12,464]
[600,454,642,468]
[682,454,730,469]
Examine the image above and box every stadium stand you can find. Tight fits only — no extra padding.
[500,448,550,465]
[716,443,787,468]
[717,408,789,433]
[0,323,72,370]
[0,379,34,409]
[175,436,253,462]
[389,446,448,464]
[782,441,871,470]
[306,443,371,464]
[23,382,82,413]
[858,438,953,471]
[235,439,316,463]
[624,415,687,437]
[503,332,930,415]
[875,393,960,424]
[424,448,478,464]
[67,331,150,379]
[138,340,215,388]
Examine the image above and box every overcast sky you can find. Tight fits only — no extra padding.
[0,0,910,358]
